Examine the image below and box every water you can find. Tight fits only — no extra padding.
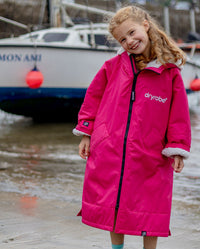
[171,107,200,235]
[0,109,199,235]
[173,107,200,207]
[0,111,85,203]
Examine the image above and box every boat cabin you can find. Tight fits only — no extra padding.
[8,23,119,49]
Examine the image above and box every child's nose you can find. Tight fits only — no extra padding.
[127,36,133,45]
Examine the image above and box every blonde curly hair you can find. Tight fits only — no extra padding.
[109,6,186,70]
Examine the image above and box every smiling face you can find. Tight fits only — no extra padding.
[113,18,151,58]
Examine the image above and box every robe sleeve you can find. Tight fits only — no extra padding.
[162,69,191,159]
[73,63,108,136]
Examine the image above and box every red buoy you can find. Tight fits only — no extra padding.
[26,66,44,89]
[190,77,200,91]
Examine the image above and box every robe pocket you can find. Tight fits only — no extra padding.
[90,123,109,150]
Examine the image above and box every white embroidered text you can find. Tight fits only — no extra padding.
[145,92,167,103]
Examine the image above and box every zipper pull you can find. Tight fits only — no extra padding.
[132,91,135,101]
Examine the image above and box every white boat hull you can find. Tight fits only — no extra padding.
[0,44,199,119]
[181,59,200,89]
[1,45,200,88]
[0,45,116,88]
[0,44,116,120]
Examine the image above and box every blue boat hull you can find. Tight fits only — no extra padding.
[0,87,87,121]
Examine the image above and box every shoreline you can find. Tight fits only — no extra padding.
[0,191,199,249]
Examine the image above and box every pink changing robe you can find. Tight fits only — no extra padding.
[73,51,191,237]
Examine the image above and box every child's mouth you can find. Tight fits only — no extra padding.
[131,41,140,50]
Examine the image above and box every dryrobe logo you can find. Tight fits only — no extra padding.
[0,53,42,62]
[145,92,167,103]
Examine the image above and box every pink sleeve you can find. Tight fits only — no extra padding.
[162,69,191,159]
[73,63,108,136]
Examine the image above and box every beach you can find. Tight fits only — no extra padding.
[0,110,199,249]
[0,192,199,249]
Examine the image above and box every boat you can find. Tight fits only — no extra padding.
[0,2,200,120]
[0,21,120,121]
[0,26,200,120]
[179,42,200,108]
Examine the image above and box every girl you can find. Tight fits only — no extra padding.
[73,5,191,249]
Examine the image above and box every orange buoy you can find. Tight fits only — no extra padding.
[190,77,200,91]
[26,66,44,89]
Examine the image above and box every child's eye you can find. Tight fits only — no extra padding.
[130,30,135,35]
[120,38,126,43]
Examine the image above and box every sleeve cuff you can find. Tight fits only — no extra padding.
[72,128,91,137]
[162,147,190,159]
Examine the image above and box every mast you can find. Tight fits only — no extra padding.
[39,0,47,28]
[46,0,51,26]
[49,0,73,27]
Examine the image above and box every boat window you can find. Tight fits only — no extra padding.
[30,35,39,40]
[23,34,39,40]
[88,34,118,48]
[79,34,84,42]
[43,33,69,42]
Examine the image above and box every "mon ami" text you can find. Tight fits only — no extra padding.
[0,54,42,62]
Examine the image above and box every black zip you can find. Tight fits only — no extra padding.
[116,54,138,209]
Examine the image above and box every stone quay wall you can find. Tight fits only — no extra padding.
[0,0,200,42]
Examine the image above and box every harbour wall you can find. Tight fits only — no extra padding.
[0,0,200,42]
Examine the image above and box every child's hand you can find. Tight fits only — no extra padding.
[79,135,90,160]
[172,155,184,173]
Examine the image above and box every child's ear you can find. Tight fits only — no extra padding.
[143,20,150,32]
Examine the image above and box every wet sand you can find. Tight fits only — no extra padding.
[0,191,199,249]
[0,111,199,248]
